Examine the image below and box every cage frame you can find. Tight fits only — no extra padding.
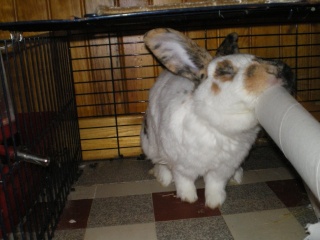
[0,2,320,239]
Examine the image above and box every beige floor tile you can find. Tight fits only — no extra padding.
[84,223,157,240]
[68,185,97,200]
[223,208,306,240]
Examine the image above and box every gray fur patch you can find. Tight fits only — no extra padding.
[153,43,161,50]
[143,114,148,138]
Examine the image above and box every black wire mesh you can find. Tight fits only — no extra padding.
[0,34,81,239]
[69,24,320,160]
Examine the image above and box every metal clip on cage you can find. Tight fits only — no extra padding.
[10,31,23,42]
[0,31,23,50]
[16,148,50,167]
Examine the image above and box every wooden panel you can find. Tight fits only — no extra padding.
[70,32,101,118]
[0,0,85,37]
[120,147,142,157]
[78,114,143,128]
[250,26,281,57]
[79,115,143,160]
[82,146,142,160]
[301,102,320,112]
[81,134,142,151]
[82,147,141,160]
[82,149,119,160]
[84,0,114,14]
[153,0,181,5]
[82,138,118,150]
[81,125,141,139]
[120,34,155,113]
[0,0,15,20]
[301,102,320,121]
[15,0,49,21]
[49,0,84,19]
[0,0,15,39]
[207,28,252,55]
[119,0,148,7]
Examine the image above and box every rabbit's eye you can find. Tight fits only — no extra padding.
[214,59,237,82]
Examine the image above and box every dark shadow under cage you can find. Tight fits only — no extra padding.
[0,2,319,239]
[0,34,81,239]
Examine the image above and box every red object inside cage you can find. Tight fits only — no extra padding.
[0,113,51,238]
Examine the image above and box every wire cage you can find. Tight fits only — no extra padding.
[0,2,319,239]
[70,23,320,161]
[0,34,81,239]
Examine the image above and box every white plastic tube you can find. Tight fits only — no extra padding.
[256,86,320,201]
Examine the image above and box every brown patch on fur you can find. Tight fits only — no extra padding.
[214,60,237,82]
[211,82,221,94]
[244,63,272,94]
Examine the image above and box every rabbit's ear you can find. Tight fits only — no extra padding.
[144,28,212,86]
[216,32,239,56]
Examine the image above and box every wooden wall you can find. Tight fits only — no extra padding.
[1,1,320,160]
[0,0,209,39]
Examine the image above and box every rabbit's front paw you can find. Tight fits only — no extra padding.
[177,188,198,203]
[205,189,226,209]
[175,179,198,203]
[204,177,227,209]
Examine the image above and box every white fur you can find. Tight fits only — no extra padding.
[141,29,288,209]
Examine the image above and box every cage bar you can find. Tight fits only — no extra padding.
[69,24,320,161]
[0,33,81,239]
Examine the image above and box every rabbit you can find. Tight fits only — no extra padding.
[140,28,294,209]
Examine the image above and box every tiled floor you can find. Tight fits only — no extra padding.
[53,146,318,240]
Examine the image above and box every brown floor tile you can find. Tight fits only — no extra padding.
[56,199,93,230]
[266,179,310,208]
[153,188,221,221]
